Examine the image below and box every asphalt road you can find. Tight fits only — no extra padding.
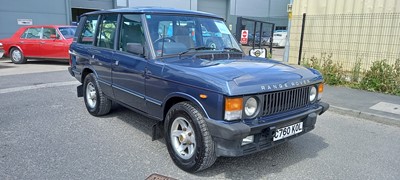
[1,59,400,179]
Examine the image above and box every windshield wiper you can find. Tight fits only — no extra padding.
[178,46,215,58]
[223,47,242,53]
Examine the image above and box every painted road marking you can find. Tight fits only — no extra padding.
[370,102,400,115]
[0,81,79,94]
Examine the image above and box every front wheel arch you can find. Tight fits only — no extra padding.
[163,93,210,121]
[10,47,27,64]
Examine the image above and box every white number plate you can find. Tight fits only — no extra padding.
[273,122,303,141]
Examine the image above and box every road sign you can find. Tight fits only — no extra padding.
[240,30,248,44]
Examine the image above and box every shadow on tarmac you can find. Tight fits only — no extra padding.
[99,103,328,179]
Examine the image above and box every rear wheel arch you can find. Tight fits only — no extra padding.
[81,68,94,82]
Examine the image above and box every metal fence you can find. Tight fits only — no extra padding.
[289,13,400,71]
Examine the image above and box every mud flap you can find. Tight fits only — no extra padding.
[77,84,83,97]
[152,121,164,141]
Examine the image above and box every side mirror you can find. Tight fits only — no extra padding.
[50,34,57,39]
[126,43,144,56]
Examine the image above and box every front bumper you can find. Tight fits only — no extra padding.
[205,102,329,157]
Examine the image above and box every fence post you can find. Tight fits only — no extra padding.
[235,17,243,42]
[298,13,306,65]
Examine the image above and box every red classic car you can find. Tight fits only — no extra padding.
[0,25,76,64]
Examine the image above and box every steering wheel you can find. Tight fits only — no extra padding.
[153,37,176,44]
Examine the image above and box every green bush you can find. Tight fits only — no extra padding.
[351,58,362,83]
[360,59,400,95]
[303,53,344,85]
[302,54,399,96]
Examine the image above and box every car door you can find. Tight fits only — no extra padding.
[18,27,42,57]
[39,27,65,58]
[91,14,119,98]
[112,14,147,111]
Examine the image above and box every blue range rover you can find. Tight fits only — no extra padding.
[68,7,329,172]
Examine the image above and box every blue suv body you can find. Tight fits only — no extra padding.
[68,7,329,172]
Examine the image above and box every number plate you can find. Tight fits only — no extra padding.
[273,122,303,141]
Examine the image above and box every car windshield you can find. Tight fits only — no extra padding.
[59,27,77,39]
[146,14,242,57]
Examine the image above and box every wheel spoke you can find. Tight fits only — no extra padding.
[187,144,194,154]
[189,135,196,144]
[171,130,183,137]
[177,144,186,153]
[177,119,188,130]
[186,125,194,133]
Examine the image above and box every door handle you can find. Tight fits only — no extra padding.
[19,41,24,44]
[40,41,45,44]
[114,60,119,66]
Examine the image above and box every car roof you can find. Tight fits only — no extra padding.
[18,25,76,29]
[83,7,223,20]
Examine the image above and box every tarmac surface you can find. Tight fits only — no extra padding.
[324,85,400,127]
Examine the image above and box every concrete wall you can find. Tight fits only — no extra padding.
[0,0,69,39]
[228,0,289,33]
[128,0,197,10]
[198,0,227,19]
[71,0,114,10]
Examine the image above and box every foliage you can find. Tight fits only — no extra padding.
[303,53,344,85]
[351,58,362,83]
[359,59,400,95]
[302,54,400,96]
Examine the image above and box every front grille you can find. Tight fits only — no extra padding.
[262,86,310,116]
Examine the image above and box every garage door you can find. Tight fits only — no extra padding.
[198,0,227,19]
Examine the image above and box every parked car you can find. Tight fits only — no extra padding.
[245,31,270,46]
[0,25,76,64]
[69,7,329,172]
[267,31,287,47]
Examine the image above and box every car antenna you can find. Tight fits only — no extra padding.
[161,25,166,57]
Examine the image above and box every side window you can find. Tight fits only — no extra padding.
[42,28,57,39]
[78,15,98,45]
[20,28,42,39]
[118,14,145,53]
[96,14,118,49]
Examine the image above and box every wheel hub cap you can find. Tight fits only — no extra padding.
[12,51,21,61]
[170,117,196,159]
[86,82,97,108]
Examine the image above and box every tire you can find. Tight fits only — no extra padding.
[164,102,217,173]
[83,73,112,116]
[10,48,27,64]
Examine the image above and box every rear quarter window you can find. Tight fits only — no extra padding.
[20,28,42,39]
[78,15,99,45]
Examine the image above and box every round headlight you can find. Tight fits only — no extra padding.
[309,86,317,102]
[244,97,258,117]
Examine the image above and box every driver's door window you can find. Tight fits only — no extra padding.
[119,14,145,54]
